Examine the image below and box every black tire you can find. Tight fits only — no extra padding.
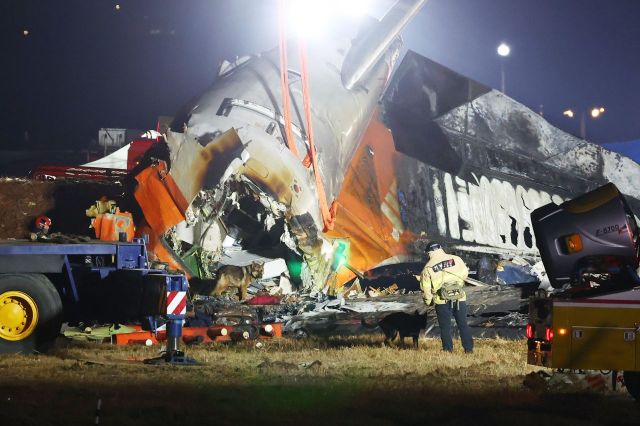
[0,274,63,354]
[624,371,640,401]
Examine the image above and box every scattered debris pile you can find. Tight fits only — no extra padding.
[188,280,529,341]
[0,179,538,345]
[524,370,627,395]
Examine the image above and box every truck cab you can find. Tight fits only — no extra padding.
[527,183,640,400]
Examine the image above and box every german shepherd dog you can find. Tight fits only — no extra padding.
[374,312,428,348]
[211,262,264,301]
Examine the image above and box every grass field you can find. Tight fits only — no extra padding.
[1,336,639,425]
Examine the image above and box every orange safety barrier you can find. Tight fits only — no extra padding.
[259,322,283,338]
[113,331,158,346]
[113,323,283,346]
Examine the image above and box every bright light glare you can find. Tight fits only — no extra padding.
[288,0,369,39]
[22,29,29,36]
[343,0,369,16]
[497,42,511,57]
[115,4,121,10]
[591,107,605,118]
[563,109,575,118]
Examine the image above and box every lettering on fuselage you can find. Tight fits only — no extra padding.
[406,167,567,253]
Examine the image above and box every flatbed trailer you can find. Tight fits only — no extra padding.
[0,239,189,362]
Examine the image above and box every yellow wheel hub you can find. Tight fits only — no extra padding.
[0,291,39,341]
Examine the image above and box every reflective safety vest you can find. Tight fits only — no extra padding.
[420,248,468,305]
[92,210,135,242]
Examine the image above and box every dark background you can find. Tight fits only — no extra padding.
[2,0,639,151]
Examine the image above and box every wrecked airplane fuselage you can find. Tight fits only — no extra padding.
[133,1,640,296]
[382,52,640,256]
[134,1,426,291]
[331,50,640,284]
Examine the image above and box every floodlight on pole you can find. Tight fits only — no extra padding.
[591,107,605,118]
[288,0,370,40]
[497,42,510,93]
[497,43,511,57]
[563,106,605,139]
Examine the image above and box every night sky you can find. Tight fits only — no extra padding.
[3,0,640,151]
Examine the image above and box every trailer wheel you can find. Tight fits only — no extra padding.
[624,371,640,401]
[0,274,63,354]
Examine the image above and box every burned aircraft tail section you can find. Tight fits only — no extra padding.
[344,52,640,266]
[330,50,640,285]
[383,51,492,175]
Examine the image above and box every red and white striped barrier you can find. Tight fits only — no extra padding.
[166,291,187,316]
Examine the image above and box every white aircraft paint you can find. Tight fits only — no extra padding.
[436,172,565,253]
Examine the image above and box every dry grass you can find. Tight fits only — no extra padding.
[1,336,639,425]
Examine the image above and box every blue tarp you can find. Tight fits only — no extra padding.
[496,261,538,285]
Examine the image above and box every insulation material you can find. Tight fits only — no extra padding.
[262,258,288,280]
[217,249,287,279]
[278,275,294,295]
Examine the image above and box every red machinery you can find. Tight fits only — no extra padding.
[30,135,158,182]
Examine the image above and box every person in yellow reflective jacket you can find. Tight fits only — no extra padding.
[420,242,474,353]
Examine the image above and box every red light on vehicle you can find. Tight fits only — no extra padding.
[564,234,583,253]
[526,323,534,339]
[545,327,554,342]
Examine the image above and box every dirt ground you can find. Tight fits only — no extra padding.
[0,178,122,239]
[0,337,638,426]
[0,179,639,425]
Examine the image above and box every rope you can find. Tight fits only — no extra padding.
[277,0,298,156]
[276,2,336,231]
[298,39,337,232]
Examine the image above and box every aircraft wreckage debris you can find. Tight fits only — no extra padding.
[187,284,529,342]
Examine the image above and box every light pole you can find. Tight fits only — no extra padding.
[497,42,510,93]
[563,107,605,139]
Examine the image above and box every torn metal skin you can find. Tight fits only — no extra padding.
[133,0,639,295]
[163,127,329,289]
[132,2,424,291]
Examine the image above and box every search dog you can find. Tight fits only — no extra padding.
[363,312,428,348]
[211,262,264,301]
